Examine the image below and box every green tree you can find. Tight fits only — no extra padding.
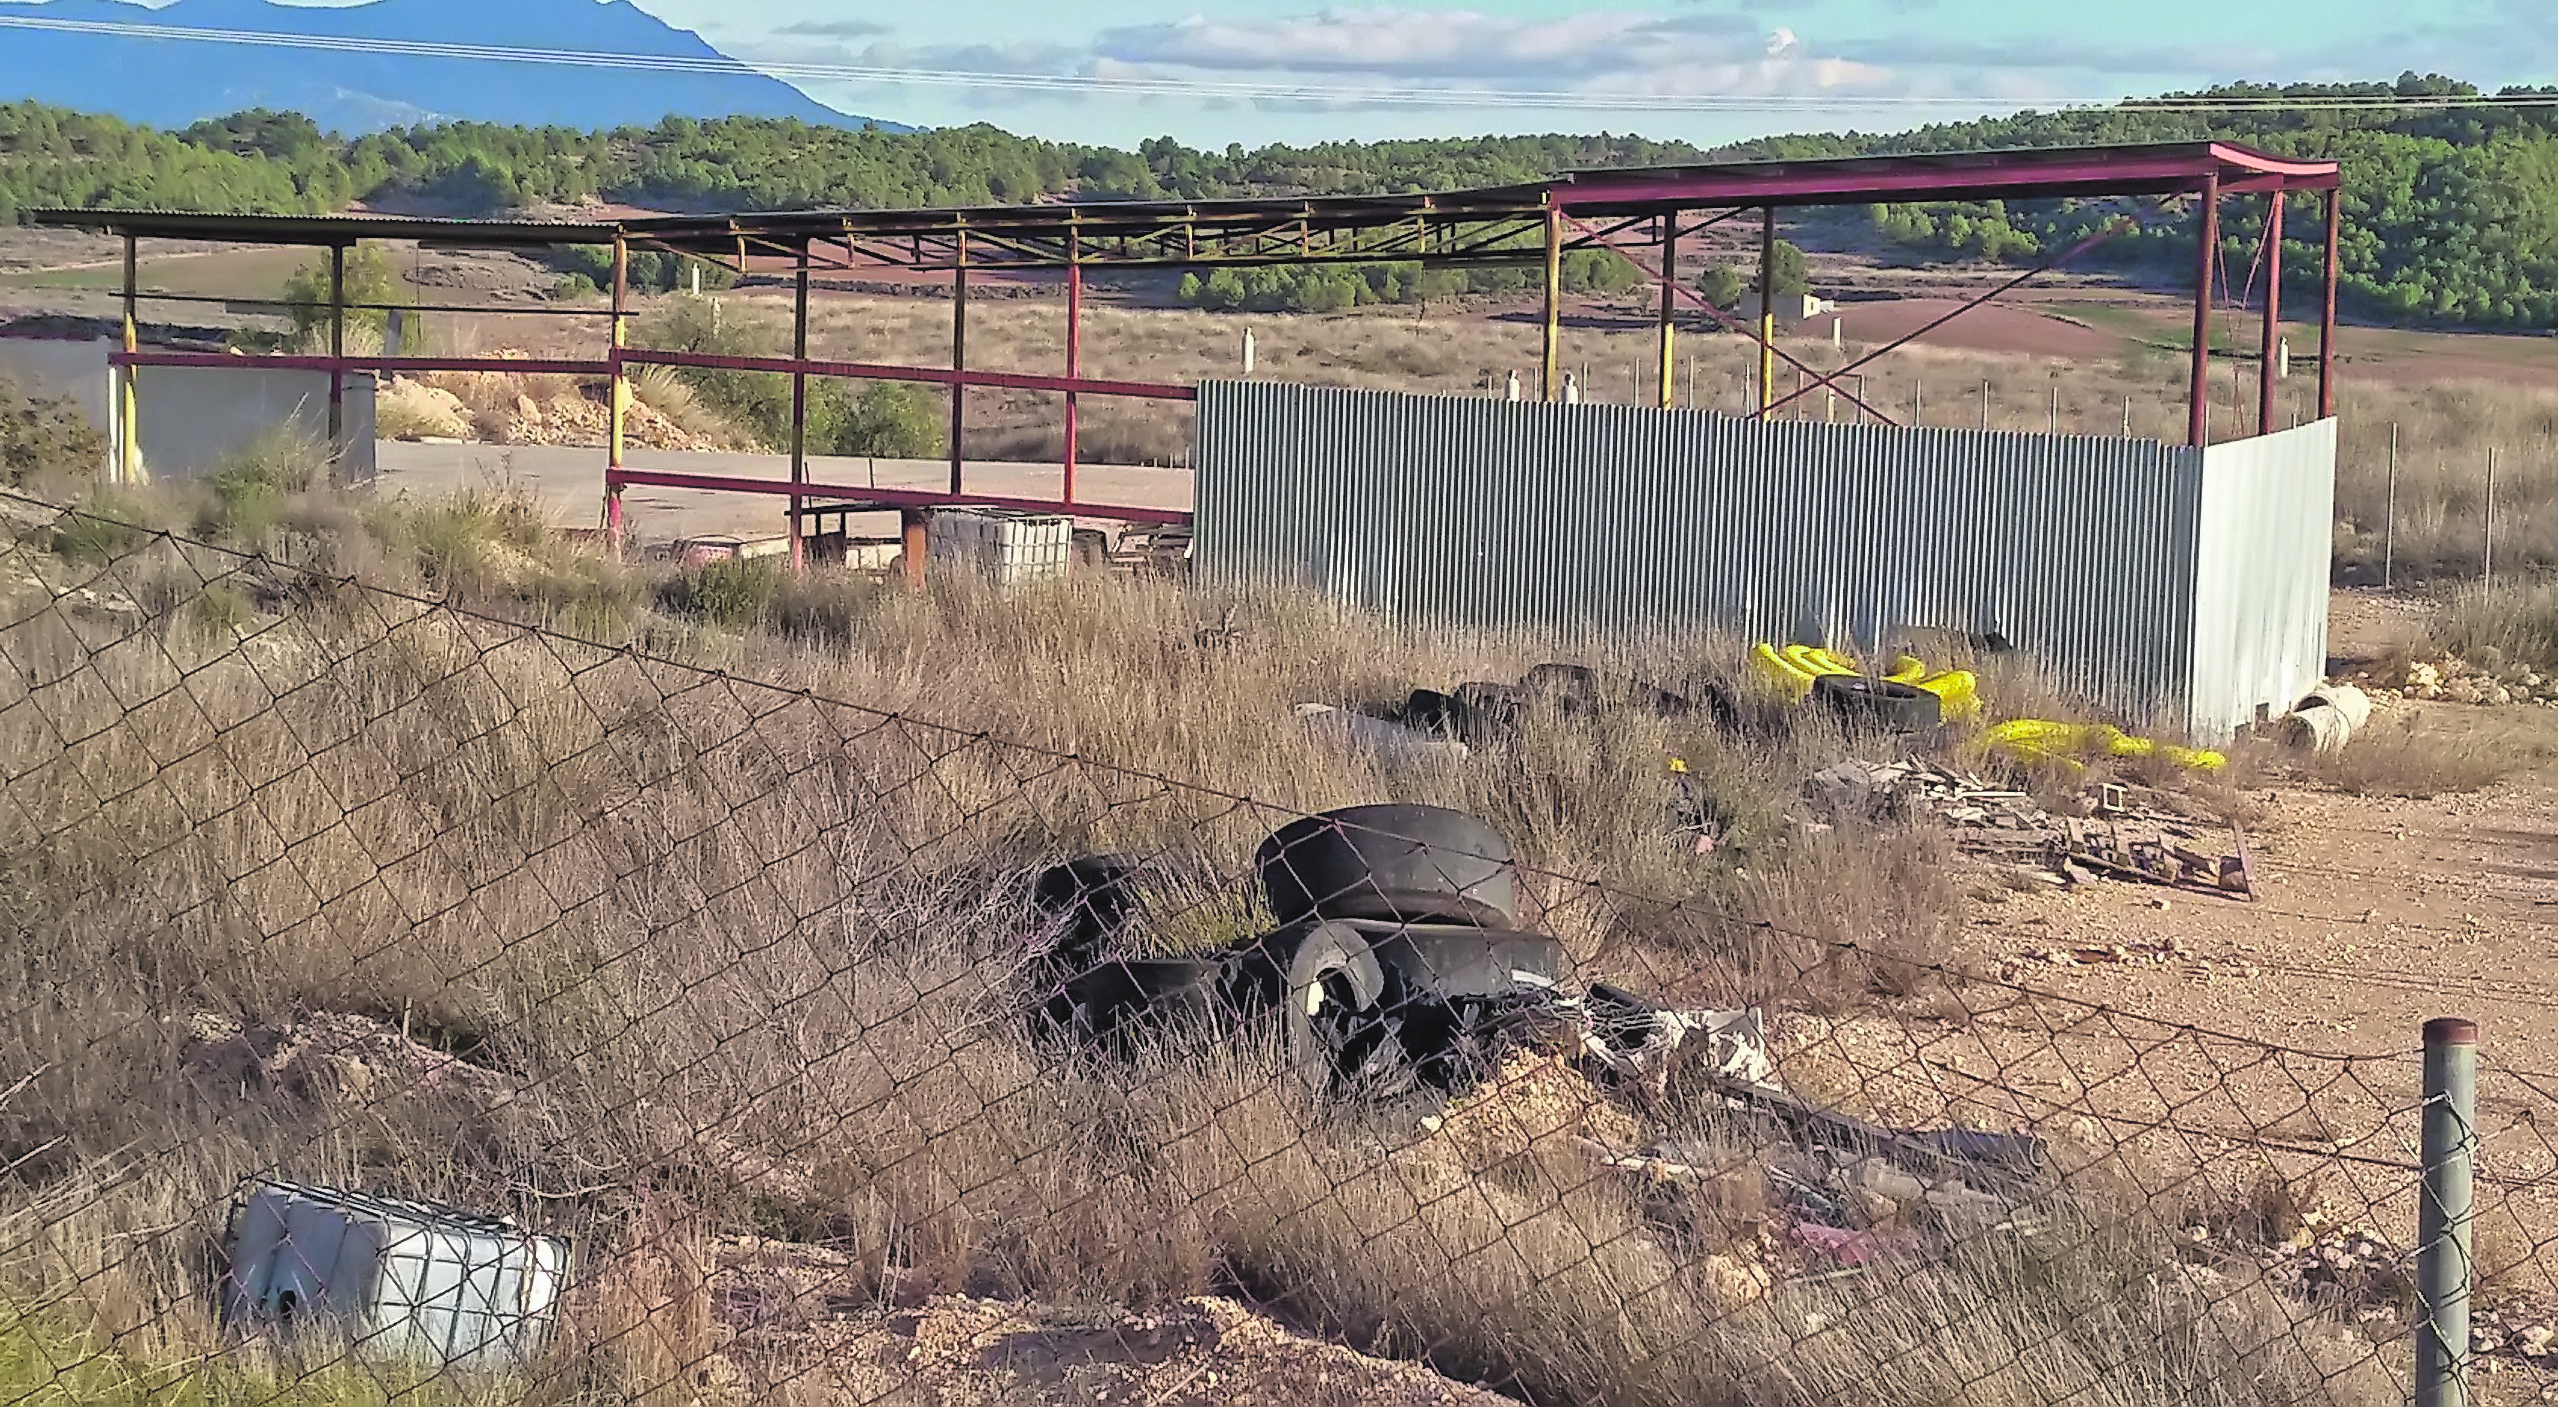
[278,243,413,342]
[822,381,944,458]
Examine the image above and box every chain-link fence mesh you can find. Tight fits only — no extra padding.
[0,489,2541,1407]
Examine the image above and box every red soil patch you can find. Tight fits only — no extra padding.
[1826,298,2127,359]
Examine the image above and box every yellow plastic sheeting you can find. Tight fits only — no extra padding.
[1982,719,2225,773]
[1749,643,1822,700]
[1748,642,1981,720]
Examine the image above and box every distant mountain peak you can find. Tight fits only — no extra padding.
[0,0,906,134]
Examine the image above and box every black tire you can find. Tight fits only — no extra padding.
[1403,688,1461,737]
[1363,925,1568,1002]
[1257,804,1520,929]
[1230,921,1397,1094]
[1451,682,1526,743]
[1039,957,1228,1052]
[1812,673,1943,734]
[1521,662,1651,713]
[1030,855,1145,968]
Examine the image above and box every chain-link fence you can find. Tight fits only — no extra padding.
[0,490,2548,1407]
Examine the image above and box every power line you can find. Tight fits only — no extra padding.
[4,14,2555,117]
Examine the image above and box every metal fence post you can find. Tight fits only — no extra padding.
[2417,1016,2478,1407]
[2484,448,2496,585]
[2385,423,2397,589]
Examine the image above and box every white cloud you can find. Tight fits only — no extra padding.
[1090,8,1898,96]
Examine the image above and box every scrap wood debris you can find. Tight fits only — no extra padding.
[1801,757,2255,899]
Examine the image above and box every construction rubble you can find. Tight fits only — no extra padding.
[1800,757,2254,899]
[2363,648,2558,708]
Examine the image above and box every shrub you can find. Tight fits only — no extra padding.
[660,555,784,630]
[0,375,104,484]
[49,490,157,563]
[278,242,415,344]
[821,381,945,459]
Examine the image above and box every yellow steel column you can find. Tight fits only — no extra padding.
[1656,214,1678,409]
[118,232,138,483]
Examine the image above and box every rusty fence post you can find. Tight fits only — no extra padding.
[2417,1016,2478,1407]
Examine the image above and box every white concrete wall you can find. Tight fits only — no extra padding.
[124,365,377,486]
[1,337,378,484]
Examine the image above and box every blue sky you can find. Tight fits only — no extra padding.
[619,0,2555,147]
[146,0,2546,146]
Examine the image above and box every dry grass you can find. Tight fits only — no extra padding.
[627,363,743,446]
[373,378,471,441]
[2434,579,2558,675]
[0,469,2412,1406]
[2291,712,2516,797]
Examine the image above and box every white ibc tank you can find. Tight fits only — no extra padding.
[220,1178,568,1371]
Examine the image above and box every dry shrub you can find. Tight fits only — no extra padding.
[2294,713,2512,797]
[544,1196,717,1406]
[2434,579,2558,674]
[1595,816,1965,1011]
[418,368,533,441]
[629,364,742,446]
[374,378,471,441]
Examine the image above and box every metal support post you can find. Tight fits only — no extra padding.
[1540,205,1562,402]
[900,508,928,591]
[2320,188,2342,420]
[2189,174,2221,447]
[1758,205,1776,415]
[606,236,628,554]
[789,242,810,573]
[327,243,346,477]
[2417,1016,2478,1407]
[2258,190,2284,438]
[1064,239,1083,505]
[1656,215,1677,409]
[118,233,138,483]
[949,227,968,495]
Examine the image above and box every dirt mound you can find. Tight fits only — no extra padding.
[709,1260,1515,1407]
[383,369,715,451]
[182,1011,514,1108]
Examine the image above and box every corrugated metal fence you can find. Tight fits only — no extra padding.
[1192,381,2335,741]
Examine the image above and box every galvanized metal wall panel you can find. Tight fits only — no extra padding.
[2189,418,2338,740]
[1195,381,2218,727]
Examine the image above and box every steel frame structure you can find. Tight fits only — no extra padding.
[35,139,2343,575]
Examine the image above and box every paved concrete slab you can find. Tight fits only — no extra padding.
[373,441,1194,545]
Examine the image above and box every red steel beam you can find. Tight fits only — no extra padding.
[2189,174,2221,447]
[1558,148,2336,209]
[605,467,1191,525]
[111,351,616,376]
[2319,188,2341,420]
[620,348,1195,401]
[2257,190,2283,437]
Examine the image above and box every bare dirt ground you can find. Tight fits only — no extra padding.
[1822,297,2125,359]
[1763,587,2558,1312]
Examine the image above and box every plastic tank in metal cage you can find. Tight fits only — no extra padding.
[219,1178,569,1370]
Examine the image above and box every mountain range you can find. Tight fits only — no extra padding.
[0,0,901,133]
